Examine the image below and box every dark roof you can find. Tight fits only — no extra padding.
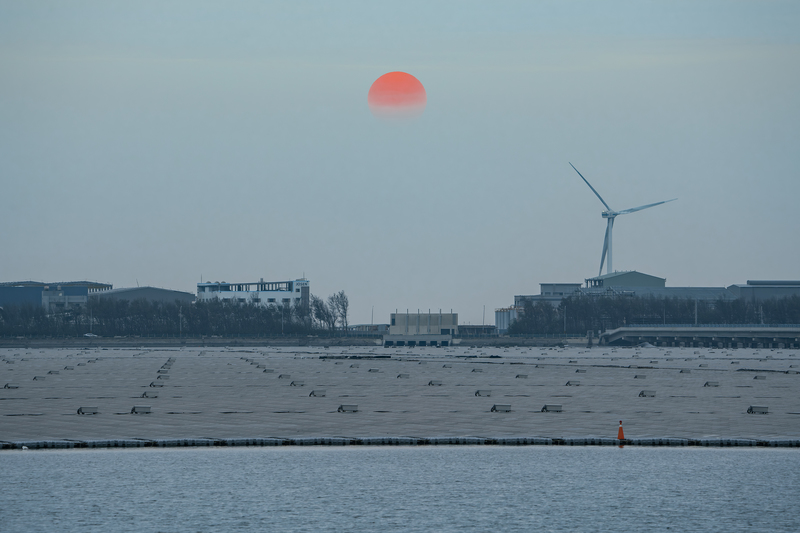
[0,281,112,289]
[97,286,191,295]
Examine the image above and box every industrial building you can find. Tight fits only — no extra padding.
[0,281,112,312]
[494,307,519,335]
[727,280,800,301]
[581,271,737,300]
[601,324,800,348]
[92,286,195,304]
[384,312,458,346]
[584,271,666,289]
[501,272,800,334]
[513,271,743,309]
[196,278,310,308]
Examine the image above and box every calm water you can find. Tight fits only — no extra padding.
[2,446,799,532]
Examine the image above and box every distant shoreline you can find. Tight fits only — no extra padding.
[0,336,586,349]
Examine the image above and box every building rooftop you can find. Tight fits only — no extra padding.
[0,281,112,290]
[94,286,194,297]
[735,280,800,287]
[584,271,667,290]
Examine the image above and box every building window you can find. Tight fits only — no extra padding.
[296,288,300,292]
[268,298,276,303]
[391,318,395,326]
[282,298,290,304]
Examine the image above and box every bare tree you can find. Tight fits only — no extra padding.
[332,290,349,331]
[291,299,312,329]
[326,294,340,331]
[313,295,337,332]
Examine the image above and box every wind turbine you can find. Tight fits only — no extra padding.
[569,163,676,277]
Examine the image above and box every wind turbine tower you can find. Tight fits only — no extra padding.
[569,163,676,277]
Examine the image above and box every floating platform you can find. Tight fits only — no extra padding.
[1,344,798,446]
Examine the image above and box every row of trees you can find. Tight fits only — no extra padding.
[508,294,800,335]
[5,291,798,338]
[0,291,351,338]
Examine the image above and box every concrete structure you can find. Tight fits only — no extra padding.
[0,281,112,312]
[389,312,458,336]
[385,312,458,347]
[197,278,309,308]
[541,283,583,297]
[602,325,800,348]
[514,282,584,308]
[92,286,195,304]
[727,280,800,302]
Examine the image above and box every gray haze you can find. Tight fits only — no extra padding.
[1,1,799,325]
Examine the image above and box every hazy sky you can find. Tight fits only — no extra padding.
[2,1,799,325]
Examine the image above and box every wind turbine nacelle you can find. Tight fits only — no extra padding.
[602,211,617,219]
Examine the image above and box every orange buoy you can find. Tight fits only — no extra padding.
[617,420,625,440]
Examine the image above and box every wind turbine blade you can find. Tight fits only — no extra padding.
[599,223,610,276]
[617,198,677,215]
[569,162,612,212]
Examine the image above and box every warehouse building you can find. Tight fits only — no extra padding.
[514,271,738,309]
[92,286,195,304]
[505,272,800,334]
[727,280,800,301]
[0,281,112,312]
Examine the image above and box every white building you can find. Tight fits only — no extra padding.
[197,278,309,308]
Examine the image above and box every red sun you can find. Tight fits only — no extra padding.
[368,72,426,119]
